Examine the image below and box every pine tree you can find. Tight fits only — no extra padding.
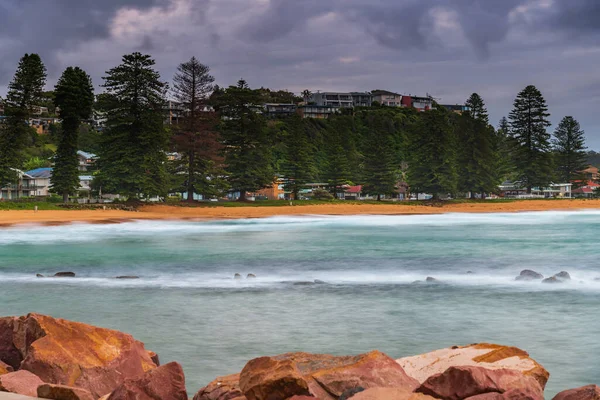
[51,67,94,202]
[171,57,221,201]
[508,85,553,193]
[361,115,398,201]
[495,117,514,182]
[553,116,587,185]
[96,52,169,199]
[281,116,315,200]
[0,54,46,186]
[465,93,489,124]
[323,117,355,198]
[406,105,458,200]
[214,80,274,201]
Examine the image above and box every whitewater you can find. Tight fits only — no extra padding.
[1,211,599,396]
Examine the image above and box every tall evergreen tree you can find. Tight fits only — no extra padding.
[214,80,274,201]
[281,116,315,200]
[508,85,553,193]
[51,67,94,202]
[465,93,489,124]
[552,116,587,185]
[0,54,46,186]
[406,105,457,200]
[495,116,514,182]
[171,57,221,201]
[361,115,398,201]
[96,52,169,199]
[323,117,356,198]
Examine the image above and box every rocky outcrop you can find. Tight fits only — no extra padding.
[106,362,187,400]
[349,387,436,400]
[239,351,418,400]
[0,313,157,399]
[425,277,437,283]
[38,383,95,400]
[193,373,246,400]
[115,276,139,280]
[515,270,543,281]
[553,271,571,280]
[247,274,256,279]
[415,366,543,400]
[0,370,45,397]
[0,360,12,375]
[552,385,600,400]
[397,343,549,390]
[465,387,544,399]
[53,272,76,278]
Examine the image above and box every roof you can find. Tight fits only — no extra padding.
[77,150,96,159]
[25,168,52,178]
[573,187,594,194]
[371,90,401,96]
[345,185,362,194]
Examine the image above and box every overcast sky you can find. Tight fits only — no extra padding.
[2,0,600,147]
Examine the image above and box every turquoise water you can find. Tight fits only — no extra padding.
[1,212,599,397]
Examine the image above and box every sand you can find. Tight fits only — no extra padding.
[1,199,600,227]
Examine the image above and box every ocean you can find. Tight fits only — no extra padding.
[1,211,599,397]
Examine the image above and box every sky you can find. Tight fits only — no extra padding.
[1,0,600,147]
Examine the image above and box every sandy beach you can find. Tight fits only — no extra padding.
[2,199,600,227]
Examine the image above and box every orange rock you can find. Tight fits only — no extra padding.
[0,317,22,370]
[193,373,246,400]
[0,370,45,397]
[4,313,157,398]
[38,383,95,400]
[350,387,437,400]
[552,385,600,400]
[106,362,187,400]
[397,343,549,389]
[147,351,160,367]
[239,351,419,400]
[415,366,543,400]
[0,360,13,375]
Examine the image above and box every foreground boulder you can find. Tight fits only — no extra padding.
[193,373,245,400]
[0,370,45,397]
[1,313,157,398]
[415,366,543,400]
[350,387,436,399]
[38,383,95,400]
[239,350,419,400]
[397,343,549,390]
[0,360,12,375]
[552,385,600,400]
[0,317,22,370]
[515,270,543,281]
[106,362,187,400]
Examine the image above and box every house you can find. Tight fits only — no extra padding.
[402,95,434,111]
[499,181,572,198]
[442,104,471,114]
[252,177,285,200]
[297,105,340,119]
[29,117,59,134]
[0,169,35,200]
[25,168,53,196]
[572,181,600,198]
[263,103,297,118]
[309,92,354,108]
[77,151,96,172]
[581,166,599,181]
[344,185,363,200]
[371,90,402,107]
[351,92,373,107]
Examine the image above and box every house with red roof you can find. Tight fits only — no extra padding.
[572,181,600,198]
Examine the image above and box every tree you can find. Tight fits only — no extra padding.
[302,90,312,103]
[214,80,274,201]
[456,93,498,197]
[508,85,553,193]
[171,57,222,201]
[51,67,94,202]
[96,52,169,199]
[0,53,47,186]
[323,117,356,198]
[361,115,398,201]
[281,116,315,199]
[553,116,587,185]
[406,105,458,200]
[495,116,514,181]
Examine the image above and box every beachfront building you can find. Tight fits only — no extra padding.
[351,92,373,107]
[24,168,52,196]
[297,105,340,119]
[0,170,36,200]
[581,165,599,181]
[572,181,599,198]
[263,103,297,118]
[371,90,403,107]
[402,95,434,111]
[499,181,572,198]
[309,92,354,108]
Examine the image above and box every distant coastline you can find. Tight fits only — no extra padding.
[2,199,600,227]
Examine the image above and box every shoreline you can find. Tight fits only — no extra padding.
[2,199,600,227]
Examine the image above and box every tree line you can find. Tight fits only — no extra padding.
[0,52,590,201]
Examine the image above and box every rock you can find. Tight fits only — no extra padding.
[147,351,159,367]
[425,277,437,283]
[293,282,315,286]
[0,360,13,375]
[350,387,437,400]
[552,385,600,400]
[466,387,544,400]
[287,397,318,400]
[38,383,95,400]
[397,343,549,390]
[106,362,187,400]
[239,351,418,400]
[5,313,157,398]
[0,370,45,397]
[412,281,423,284]
[115,276,139,280]
[36,274,45,278]
[466,271,474,275]
[247,274,256,279]
[554,271,571,280]
[313,280,326,284]
[193,373,246,400]
[234,274,242,279]
[415,366,543,400]
[515,270,543,281]
[339,387,365,399]
[542,277,561,284]
[0,317,22,370]
[53,272,75,278]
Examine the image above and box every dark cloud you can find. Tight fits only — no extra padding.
[546,0,600,34]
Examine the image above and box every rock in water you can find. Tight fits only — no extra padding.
[396,343,549,390]
[53,272,75,277]
[515,270,544,281]
[552,385,600,400]
[3,313,157,398]
[234,273,242,279]
[247,274,256,279]
[0,370,45,397]
[314,279,326,284]
[415,366,544,400]
[239,350,419,400]
[106,362,187,400]
[542,277,561,284]
[425,277,437,283]
[38,383,95,400]
[554,271,571,280]
[193,373,245,400]
[115,276,140,279]
[36,274,44,278]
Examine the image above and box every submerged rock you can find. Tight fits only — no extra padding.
[542,277,561,284]
[515,270,544,281]
[247,274,256,279]
[234,273,242,279]
[36,274,44,278]
[553,271,571,280]
[313,279,327,284]
[466,271,474,275]
[0,370,45,397]
[53,272,75,277]
[293,281,315,286]
[106,362,187,400]
[38,383,95,400]
[552,384,600,400]
[425,277,438,283]
[115,276,140,279]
